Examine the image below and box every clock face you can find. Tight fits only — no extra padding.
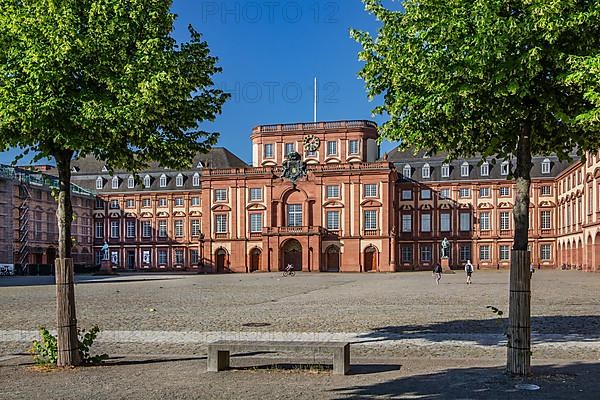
[303,135,320,152]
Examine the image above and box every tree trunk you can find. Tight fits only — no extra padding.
[507,123,533,376]
[54,150,80,366]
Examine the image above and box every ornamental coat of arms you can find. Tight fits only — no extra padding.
[281,152,307,183]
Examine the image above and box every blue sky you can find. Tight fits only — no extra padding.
[0,0,398,165]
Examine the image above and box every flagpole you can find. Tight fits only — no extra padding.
[314,77,317,123]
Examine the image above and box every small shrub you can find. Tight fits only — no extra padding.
[30,325,109,365]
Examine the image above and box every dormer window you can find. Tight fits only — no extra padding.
[422,163,430,179]
[441,163,450,178]
[176,173,184,187]
[403,164,411,178]
[111,176,119,189]
[501,161,510,176]
[480,161,489,177]
[143,175,151,188]
[460,162,469,177]
[127,175,135,189]
[159,174,167,188]
[95,177,103,190]
[101,165,108,172]
[196,161,203,168]
[192,172,200,187]
[541,158,551,174]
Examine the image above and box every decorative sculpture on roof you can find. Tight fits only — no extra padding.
[281,152,307,184]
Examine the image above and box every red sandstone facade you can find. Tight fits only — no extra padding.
[66,120,600,273]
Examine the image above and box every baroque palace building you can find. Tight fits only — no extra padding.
[64,120,600,273]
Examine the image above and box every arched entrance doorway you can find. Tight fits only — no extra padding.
[364,246,377,272]
[325,246,340,272]
[215,248,227,273]
[281,239,302,271]
[249,248,261,272]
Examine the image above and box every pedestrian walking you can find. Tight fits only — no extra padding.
[433,262,442,285]
[465,259,474,285]
[530,263,535,279]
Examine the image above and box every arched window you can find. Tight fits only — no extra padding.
[159,174,167,188]
[95,176,103,190]
[143,175,151,188]
[176,173,184,187]
[541,158,551,174]
[460,162,469,177]
[421,163,430,179]
[127,175,135,189]
[441,163,450,178]
[403,164,411,178]
[111,176,119,189]
[480,161,489,177]
[192,172,200,187]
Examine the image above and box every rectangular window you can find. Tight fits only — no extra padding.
[499,245,510,261]
[440,188,451,199]
[459,188,470,198]
[110,199,119,209]
[95,198,104,209]
[461,163,470,177]
[214,189,227,202]
[125,199,135,208]
[500,211,510,230]
[420,213,431,232]
[501,162,509,176]
[249,188,262,202]
[158,220,167,238]
[326,185,340,198]
[191,220,201,237]
[174,220,184,237]
[440,213,451,232]
[459,245,471,262]
[402,214,412,233]
[420,245,432,262]
[326,211,340,230]
[215,214,227,233]
[540,244,552,260]
[479,187,490,197]
[284,142,294,156]
[142,198,151,208]
[364,184,377,198]
[349,140,359,154]
[401,246,413,262]
[191,197,200,206]
[174,249,184,265]
[479,212,490,231]
[95,221,104,239]
[327,141,337,156]
[441,164,450,178]
[499,187,510,197]
[421,189,431,200]
[541,211,551,229]
[190,249,199,265]
[481,162,489,176]
[264,143,274,158]
[541,185,551,196]
[364,210,377,230]
[459,212,471,232]
[287,204,302,227]
[142,221,152,238]
[126,220,136,238]
[480,245,491,261]
[110,220,120,238]
[158,250,168,265]
[158,198,167,207]
[401,189,412,200]
[174,197,184,207]
[250,213,263,233]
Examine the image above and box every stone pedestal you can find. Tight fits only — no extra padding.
[98,259,116,275]
[441,258,454,274]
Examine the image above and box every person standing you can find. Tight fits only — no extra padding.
[433,262,443,285]
[465,259,474,285]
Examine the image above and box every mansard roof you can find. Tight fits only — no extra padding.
[385,146,575,181]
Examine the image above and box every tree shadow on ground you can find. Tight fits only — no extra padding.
[330,362,600,400]
[230,362,401,375]
[358,315,600,346]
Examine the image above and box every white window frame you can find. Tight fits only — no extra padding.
[403,164,411,178]
[159,174,167,188]
[420,213,431,232]
[460,162,469,177]
[348,139,359,155]
[191,219,201,237]
[422,163,430,179]
[326,141,338,156]
[540,244,552,260]
[111,176,119,189]
[127,175,135,189]
[402,189,412,200]
[143,175,151,188]
[249,188,262,202]
[541,211,551,229]
[499,245,510,261]
[421,189,431,200]
[541,158,551,174]
[287,204,302,227]
[441,163,450,178]
[479,187,490,197]
[284,142,295,157]
[500,211,510,230]
[264,143,274,159]
[174,197,184,207]
[459,212,471,232]
[249,213,263,233]
[440,213,451,232]
[158,250,168,265]
[95,177,103,190]
[459,188,470,198]
[192,173,200,187]
[126,220,136,238]
[364,184,378,198]
[158,220,167,237]
[499,187,510,197]
[480,161,489,177]
[214,189,227,202]
[363,210,377,231]
[174,220,184,237]
[110,220,120,238]
[501,161,510,176]
[440,188,450,199]
[420,245,432,262]
[326,185,340,199]
[215,214,228,233]
[176,173,184,187]
[480,245,491,261]
[326,211,340,231]
[479,212,490,231]
[142,221,152,238]
[401,214,412,233]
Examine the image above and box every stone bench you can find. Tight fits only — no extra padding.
[207,340,351,375]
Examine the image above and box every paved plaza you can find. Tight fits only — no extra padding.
[1,270,599,399]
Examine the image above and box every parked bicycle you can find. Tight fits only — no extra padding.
[282,263,295,277]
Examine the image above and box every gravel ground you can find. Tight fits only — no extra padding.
[1,270,599,399]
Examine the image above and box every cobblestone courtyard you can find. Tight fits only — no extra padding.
[1,270,599,399]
